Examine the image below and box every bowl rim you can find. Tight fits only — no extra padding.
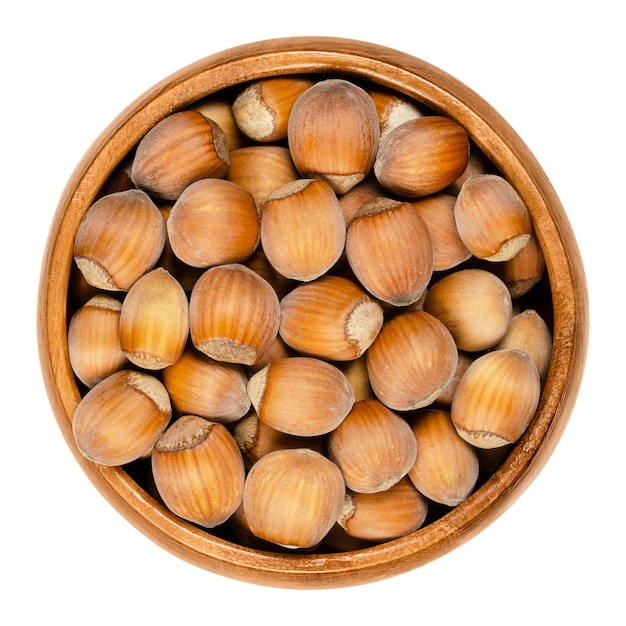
[37,36,589,589]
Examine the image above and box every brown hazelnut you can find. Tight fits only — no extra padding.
[152,415,245,528]
[328,399,417,493]
[189,263,280,366]
[288,78,380,194]
[243,448,346,549]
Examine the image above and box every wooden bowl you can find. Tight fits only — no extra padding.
[37,37,588,589]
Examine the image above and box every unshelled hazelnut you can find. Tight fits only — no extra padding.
[328,398,417,493]
[368,88,425,143]
[72,370,172,466]
[410,193,472,271]
[189,263,280,366]
[451,349,541,448]
[130,110,229,201]
[243,448,346,549]
[424,268,513,352]
[68,294,127,388]
[152,415,245,528]
[288,78,380,194]
[233,76,314,143]
[408,409,479,506]
[338,477,428,542]
[345,197,434,306]
[73,189,166,291]
[454,173,532,262]
[279,275,384,361]
[119,268,189,370]
[226,145,299,212]
[336,177,385,225]
[166,178,259,268]
[191,97,247,151]
[374,116,469,197]
[434,351,474,407]
[162,348,250,423]
[232,412,326,469]
[499,230,546,298]
[366,310,458,411]
[495,309,553,383]
[247,356,354,437]
[261,178,346,282]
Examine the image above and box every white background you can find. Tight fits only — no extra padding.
[3,2,622,624]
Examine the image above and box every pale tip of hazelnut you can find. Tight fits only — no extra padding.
[74,257,119,291]
[483,233,531,262]
[337,492,357,530]
[346,300,385,358]
[209,117,230,165]
[452,427,512,449]
[247,363,270,412]
[83,293,123,311]
[266,178,311,199]
[153,414,212,453]
[197,338,259,366]
[124,352,175,370]
[320,172,366,195]
[126,370,172,414]
[232,413,260,454]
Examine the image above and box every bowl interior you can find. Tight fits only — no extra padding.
[37,36,588,589]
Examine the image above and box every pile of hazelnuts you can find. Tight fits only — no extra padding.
[67,74,552,552]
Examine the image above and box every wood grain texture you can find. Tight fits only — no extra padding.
[37,37,589,589]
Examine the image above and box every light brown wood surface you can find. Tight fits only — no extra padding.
[37,36,589,589]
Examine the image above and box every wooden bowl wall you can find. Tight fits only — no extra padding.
[37,37,589,589]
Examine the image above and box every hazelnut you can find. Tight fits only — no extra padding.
[247,356,354,437]
[337,177,385,225]
[408,409,479,507]
[287,78,380,194]
[243,448,346,549]
[162,348,251,423]
[73,189,166,291]
[226,145,299,212]
[189,263,280,366]
[424,268,513,352]
[338,477,428,542]
[327,399,418,493]
[68,294,127,388]
[345,197,434,306]
[339,355,374,402]
[130,110,229,201]
[261,178,346,282]
[499,230,546,298]
[366,310,458,411]
[451,349,541,449]
[374,116,469,197]
[151,415,245,528]
[72,369,172,466]
[232,412,326,469]
[410,193,472,271]
[233,76,314,142]
[454,173,532,262]
[495,309,553,383]
[445,145,493,196]
[191,97,247,150]
[119,268,189,370]
[368,88,426,143]
[166,178,259,268]
[434,351,474,407]
[279,275,384,361]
